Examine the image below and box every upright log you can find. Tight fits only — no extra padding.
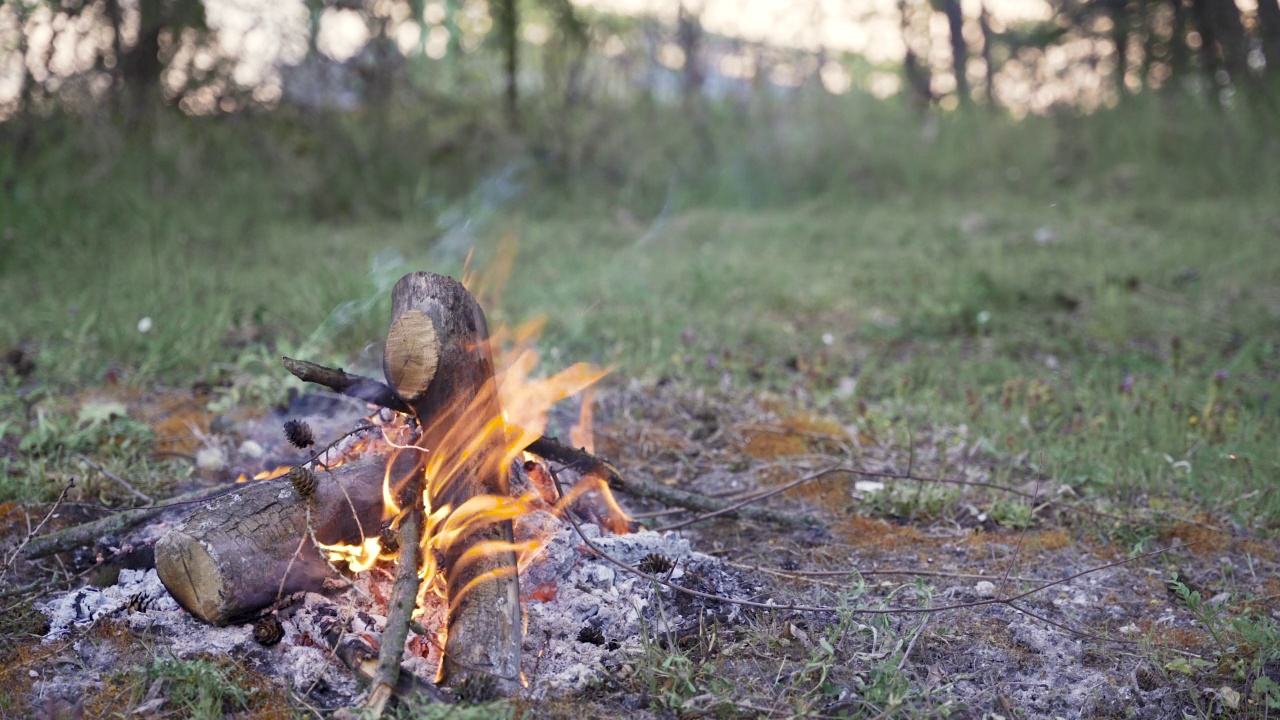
[382,272,523,688]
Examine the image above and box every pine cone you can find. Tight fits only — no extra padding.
[283,419,315,449]
[454,673,499,704]
[638,553,674,575]
[253,615,284,646]
[289,466,317,498]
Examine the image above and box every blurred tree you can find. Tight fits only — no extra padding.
[1257,0,1280,81]
[938,0,969,104]
[899,0,935,106]
[105,0,208,126]
[494,0,520,129]
[979,2,996,105]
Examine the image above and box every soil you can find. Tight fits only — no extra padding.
[4,379,1278,718]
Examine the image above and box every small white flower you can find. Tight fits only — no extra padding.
[976,310,992,325]
[821,333,835,346]
[137,317,153,333]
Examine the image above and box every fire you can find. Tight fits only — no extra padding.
[318,248,631,639]
[234,465,292,483]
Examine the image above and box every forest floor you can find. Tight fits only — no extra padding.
[1,186,1278,718]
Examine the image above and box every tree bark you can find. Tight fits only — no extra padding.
[942,0,969,104]
[383,272,522,689]
[154,455,400,625]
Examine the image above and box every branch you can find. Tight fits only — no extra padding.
[21,482,233,560]
[561,496,1196,623]
[282,356,412,414]
[280,357,818,529]
[526,435,820,529]
[312,598,450,706]
[366,504,423,716]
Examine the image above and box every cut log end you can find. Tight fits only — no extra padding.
[384,308,440,402]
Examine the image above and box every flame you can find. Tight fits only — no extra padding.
[317,537,385,573]
[234,464,293,483]
[321,246,632,673]
[569,388,595,455]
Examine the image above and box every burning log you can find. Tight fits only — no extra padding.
[153,454,410,625]
[379,272,523,690]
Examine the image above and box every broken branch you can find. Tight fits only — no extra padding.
[526,435,821,529]
[21,482,231,560]
[366,504,423,715]
[282,357,411,414]
[281,359,818,530]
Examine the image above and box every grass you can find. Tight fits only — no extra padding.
[0,92,1278,716]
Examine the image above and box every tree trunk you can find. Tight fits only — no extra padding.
[979,2,997,105]
[900,0,935,106]
[383,272,522,689]
[154,455,397,625]
[943,0,969,104]
[117,0,166,127]
[494,0,520,130]
[1257,0,1280,81]
[1107,0,1132,96]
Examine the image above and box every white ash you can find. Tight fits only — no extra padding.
[516,514,758,697]
[41,569,179,641]
[37,573,374,708]
[37,507,762,707]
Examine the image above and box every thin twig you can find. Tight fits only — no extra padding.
[528,434,819,528]
[564,503,1195,619]
[657,466,842,531]
[77,454,153,504]
[6,478,75,568]
[723,562,1038,585]
[897,610,930,671]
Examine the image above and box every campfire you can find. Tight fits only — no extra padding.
[35,270,759,714]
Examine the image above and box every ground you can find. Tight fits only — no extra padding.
[1,178,1278,717]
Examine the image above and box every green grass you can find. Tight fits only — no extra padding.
[1,95,1277,528]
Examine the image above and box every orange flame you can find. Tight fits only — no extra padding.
[321,246,631,670]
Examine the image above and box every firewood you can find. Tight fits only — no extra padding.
[380,272,522,689]
[153,455,405,625]
[279,359,818,529]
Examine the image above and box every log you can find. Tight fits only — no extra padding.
[153,455,410,625]
[382,272,522,689]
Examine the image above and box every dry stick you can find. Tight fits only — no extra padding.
[367,505,424,715]
[312,598,450,707]
[282,357,412,414]
[77,454,153,504]
[562,501,1195,622]
[282,359,1266,545]
[723,562,1037,585]
[24,423,376,561]
[896,610,931,672]
[281,357,818,529]
[526,435,819,528]
[9,479,77,562]
[657,466,845,531]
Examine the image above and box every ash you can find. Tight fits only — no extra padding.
[516,512,760,697]
[36,570,372,709]
[35,509,761,708]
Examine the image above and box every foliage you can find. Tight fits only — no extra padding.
[136,657,253,719]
